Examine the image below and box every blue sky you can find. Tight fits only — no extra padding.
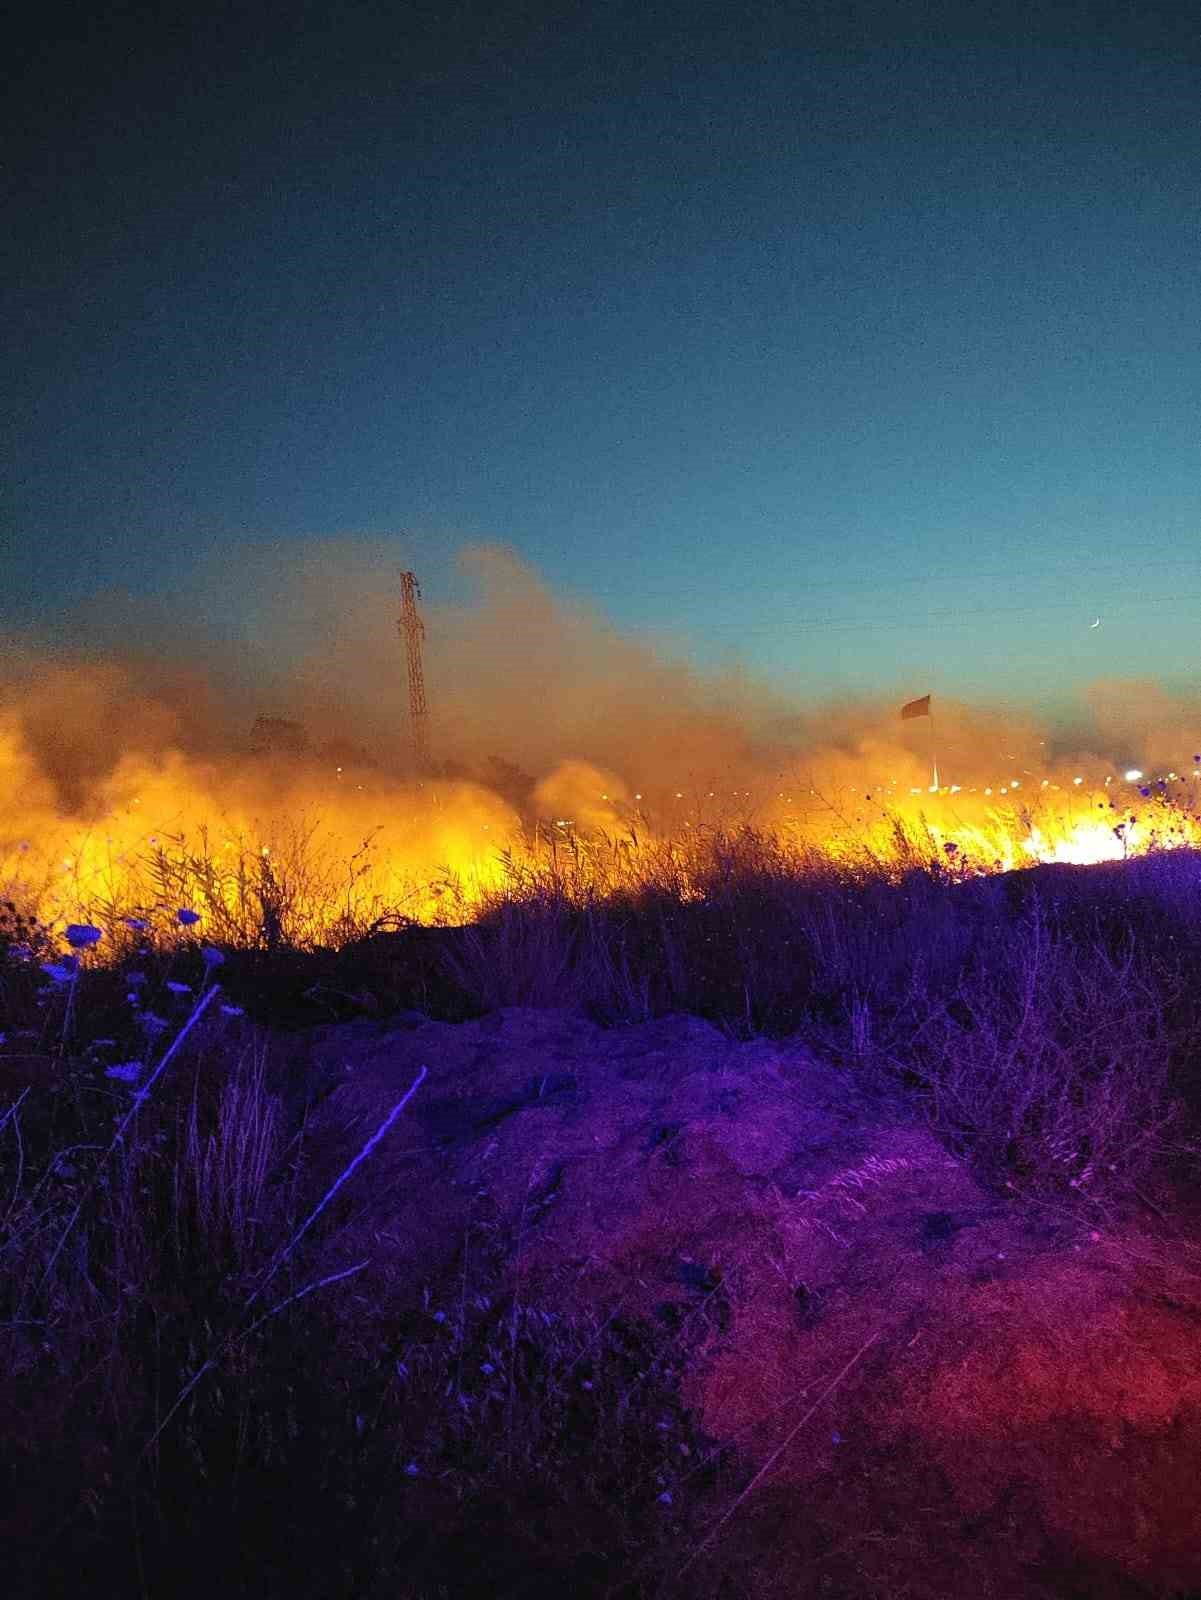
[6,3,1200,721]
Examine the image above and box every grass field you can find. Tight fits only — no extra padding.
[3,826,1200,1598]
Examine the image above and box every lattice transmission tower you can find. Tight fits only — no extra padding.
[398,570,430,769]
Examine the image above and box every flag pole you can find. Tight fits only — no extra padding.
[929,701,939,791]
[900,694,937,787]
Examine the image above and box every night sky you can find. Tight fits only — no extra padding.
[6,2,1201,716]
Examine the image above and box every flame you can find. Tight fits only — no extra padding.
[5,727,1201,951]
[1022,820,1130,866]
[758,774,1201,880]
[0,716,524,938]
[5,561,1201,948]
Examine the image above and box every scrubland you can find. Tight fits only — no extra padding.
[3,825,1200,1598]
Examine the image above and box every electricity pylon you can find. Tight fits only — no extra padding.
[398,570,430,769]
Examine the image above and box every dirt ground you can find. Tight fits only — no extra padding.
[280,1005,1201,1597]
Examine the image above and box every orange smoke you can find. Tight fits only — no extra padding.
[4,542,1201,945]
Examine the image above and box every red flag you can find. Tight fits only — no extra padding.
[901,694,931,721]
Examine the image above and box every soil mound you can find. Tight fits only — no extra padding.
[292,1006,1201,1595]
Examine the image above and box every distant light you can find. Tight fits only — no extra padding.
[1125,769,1143,781]
[1073,776,1083,785]
[1010,780,1020,789]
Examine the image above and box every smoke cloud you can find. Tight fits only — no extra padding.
[4,538,1201,878]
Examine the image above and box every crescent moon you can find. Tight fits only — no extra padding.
[1090,617,1101,628]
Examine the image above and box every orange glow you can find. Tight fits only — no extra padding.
[5,587,1201,947]
[767,780,1201,877]
[4,709,1201,950]
[0,714,524,939]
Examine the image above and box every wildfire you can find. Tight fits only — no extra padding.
[3,739,1201,951]
[774,773,1201,879]
[5,669,1201,949]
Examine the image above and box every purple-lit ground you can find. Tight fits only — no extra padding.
[3,843,1201,1598]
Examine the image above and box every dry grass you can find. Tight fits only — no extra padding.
[3,834,1201,1595]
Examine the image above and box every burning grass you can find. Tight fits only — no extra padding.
[3,831,1201,1596]
[6,683,1201,948]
